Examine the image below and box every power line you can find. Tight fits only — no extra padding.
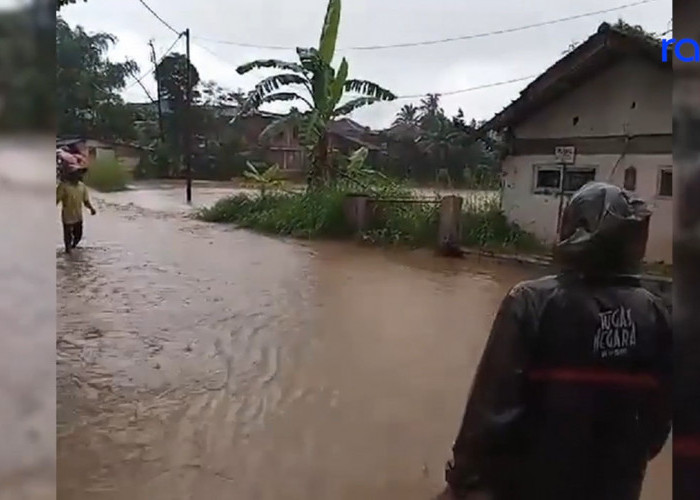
[182,38,536,102]
[347,0,660,51]
[124,33,183,92]
[191,40,229,62]
[136,0,180,35]
[176,36,536,101]
[133,0,224,64]
[124,0,640,107]
[393,74,537,100]
[194,0,659,51]
[132,0,195,202]
[130,0,186,93]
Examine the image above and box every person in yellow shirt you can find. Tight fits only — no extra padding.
[56,168,96,253]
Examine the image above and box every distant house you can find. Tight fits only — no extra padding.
[328,118,385,163]
[233,111,384,173]
[56,137,146,172]
[481,22,672,264]
[233,110,305,172]
[128,101,384,174]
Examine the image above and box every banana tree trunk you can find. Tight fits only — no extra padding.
[320,132,331,184]
[310,132,331,188]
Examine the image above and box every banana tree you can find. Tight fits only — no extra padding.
[243,162,285,197]
[233,0,396,187]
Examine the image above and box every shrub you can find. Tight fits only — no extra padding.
[198,189,352,239]
[362,201,439,246]
[461,206,544,253]
[199,175,543,254]
[84,158,131,192]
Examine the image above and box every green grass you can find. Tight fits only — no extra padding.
[198,189,352,239]
[84,158,131,192]
[360,201,439,246]
[198,184,544,255]
[461,197,546,253]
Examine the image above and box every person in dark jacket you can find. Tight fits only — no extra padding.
[438,182,672,500]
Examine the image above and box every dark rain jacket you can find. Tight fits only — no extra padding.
[445,183,672,500]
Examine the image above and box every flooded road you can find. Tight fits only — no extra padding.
[57,183,670,499]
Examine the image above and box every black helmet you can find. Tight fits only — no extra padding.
[555,182,651,275]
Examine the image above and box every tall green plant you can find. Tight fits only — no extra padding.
[233,0,396,187]
[56,19,138,140]
[242,162,285,197]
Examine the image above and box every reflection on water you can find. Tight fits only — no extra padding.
[57,186,670,500]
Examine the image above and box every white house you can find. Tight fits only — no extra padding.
[483,23,672,264]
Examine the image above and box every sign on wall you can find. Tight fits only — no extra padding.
[554,146,576,164]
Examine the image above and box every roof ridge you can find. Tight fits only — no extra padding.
[481,22,668,132]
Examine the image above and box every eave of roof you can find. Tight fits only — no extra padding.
[480,23,670,132]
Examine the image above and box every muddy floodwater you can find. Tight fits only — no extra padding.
[57,182,670,499]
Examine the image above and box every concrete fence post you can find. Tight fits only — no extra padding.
[343,194,371,234]
[438,195,463,256]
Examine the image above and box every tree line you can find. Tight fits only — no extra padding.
[380,97,504,188]
[55,0,504,188]
[55,15,252,180]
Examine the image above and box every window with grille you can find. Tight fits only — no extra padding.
[534,165,596,194]
[658,168,672,197]
[623,166,637,191]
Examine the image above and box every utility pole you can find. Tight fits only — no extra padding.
[555,146,574,235]
[149,39,164,141]
[556,159,567,234]
[184,28,193,204]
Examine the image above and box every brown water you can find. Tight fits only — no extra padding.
[57,183,670,500]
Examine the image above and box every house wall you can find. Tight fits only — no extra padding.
[85,139,115,161]
[502,57,672,263]
[112,144,142,171]
[516,57,671,138]
[502,154,672,263]
[239,115,305,171]
[84,140,141,172]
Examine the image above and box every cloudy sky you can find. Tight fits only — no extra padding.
[59,0,670,129]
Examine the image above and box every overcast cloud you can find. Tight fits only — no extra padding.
[60,0,671,129]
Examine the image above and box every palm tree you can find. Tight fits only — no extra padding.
[419,94,443,120]
[392,104,419,127]
[233,0,395,186]
[416,114,455,173]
